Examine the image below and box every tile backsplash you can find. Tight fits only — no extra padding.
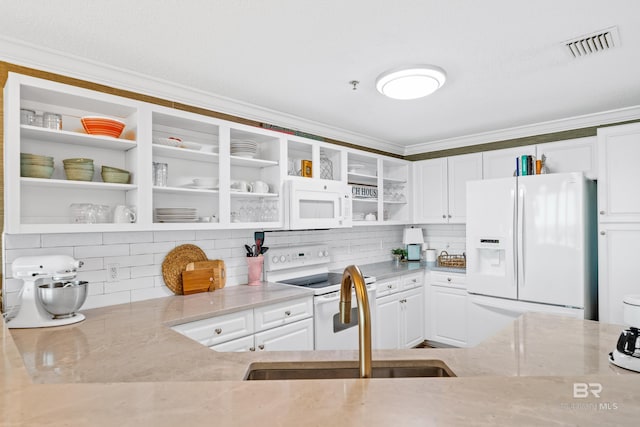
[2,224,466,312]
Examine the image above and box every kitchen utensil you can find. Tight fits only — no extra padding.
[185,260,226,291]
[7,255,86,328]
[181,269,214,295]
[254,231,265,255]
[81,116,125,138]
[113,205,136,223]
[259,246,269,255]
[245,244,254,257]
[37,281,88,318]
[161,244,207,295]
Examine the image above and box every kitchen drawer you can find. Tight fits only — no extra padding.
[401,273,423,290]
[254,297,313,332]
[209,335,255,352]
[376,279,400,297]
[171,309,254,347]
[430,272,466,289]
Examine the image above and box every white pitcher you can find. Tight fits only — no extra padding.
[113,205,136,223]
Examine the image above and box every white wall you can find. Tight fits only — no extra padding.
[3,225,414,312]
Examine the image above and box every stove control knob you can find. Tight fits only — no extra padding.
[318,251,324,258]
[280,255,287,263]
[323,250,329,257]
[272,256,278,264]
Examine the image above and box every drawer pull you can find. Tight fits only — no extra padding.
[285,310,291,316]
[412,278,417,283]
[447,277,452,282]
[387,284,393,289]
[214,328,222,335]
[258,344,265,350]
[249,347,256,352]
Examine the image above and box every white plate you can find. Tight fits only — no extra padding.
[231,153,256,158]
[154,138,203,151]
[183,184,218,190]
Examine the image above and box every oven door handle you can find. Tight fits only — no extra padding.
[315,293,341,304]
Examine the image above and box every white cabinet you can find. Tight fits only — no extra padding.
[597,123,640,222]
[429,272,467,347]
[375,273,424,349]
[413,153,482,224]
[598,224,640,324]
[482,137,597,180]
[347,153,411,225]
[172,296,314,352]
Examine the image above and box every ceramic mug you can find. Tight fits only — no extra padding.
[113,205,136,223]
[231,180,251,192]
[250,180,269,193]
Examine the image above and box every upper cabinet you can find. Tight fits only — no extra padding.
[413,153,482,224]
[4,72,411,233]
[5,74,143,234]
[597,123,640,222]
[482,137,597,180]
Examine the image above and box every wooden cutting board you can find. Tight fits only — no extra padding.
[185,260,226,291]
[181,269,214,295]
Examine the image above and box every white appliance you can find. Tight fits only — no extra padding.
[609,295,640,372]
[264,244,376,350]
[466,172,597,346]
[286,180,352,230]
[8,255,85,328]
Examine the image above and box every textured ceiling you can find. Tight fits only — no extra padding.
[1,0,639,151]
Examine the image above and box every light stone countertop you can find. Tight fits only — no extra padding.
[335,260,465,282]
[1,281,638,426]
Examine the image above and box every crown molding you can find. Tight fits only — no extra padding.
[404,105,640,156]
[0,36,404,155]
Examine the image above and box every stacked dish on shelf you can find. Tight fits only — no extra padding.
[154,207,198,223]
[101,166,130,184]
[20,153,54,178]
[230,140,257,158]
[153,137,203,151]
[81,116,125,138]
[63,158,94,181]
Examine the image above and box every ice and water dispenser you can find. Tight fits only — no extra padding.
[470,237,507,276]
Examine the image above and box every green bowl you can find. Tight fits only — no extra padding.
[64,169,94,181]
[101,171,130,184]
[21,164,54,179]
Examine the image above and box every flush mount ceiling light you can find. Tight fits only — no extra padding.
[376,65,446,100]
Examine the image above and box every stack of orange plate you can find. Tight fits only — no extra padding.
[81,116,125,138]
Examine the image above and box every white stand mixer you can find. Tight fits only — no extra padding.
[7,255,85,328]
[609,295,640,373]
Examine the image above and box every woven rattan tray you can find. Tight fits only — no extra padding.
[437,251,466,268]
[162,244,207,295]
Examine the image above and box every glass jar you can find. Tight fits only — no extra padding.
[20,109,35,125]
[320,150,333,180]
[43,112,62,130]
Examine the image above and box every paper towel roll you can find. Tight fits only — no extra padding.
[425,249,437,262]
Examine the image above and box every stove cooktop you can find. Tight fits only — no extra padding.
[277,272,375,295]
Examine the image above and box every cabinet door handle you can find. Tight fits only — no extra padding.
[214,328,222,335]
[249,347,256,351]
[387,284,393,289]
[258,344,265,350]
[600,231,606,236]
[285,310,291,316]
[599,210,605,215]
[448,214,452,218]
[447,277,452,282]
[442,214,446,219]
[411,278,417,283]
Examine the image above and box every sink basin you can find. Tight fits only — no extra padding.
[245,360,455,380]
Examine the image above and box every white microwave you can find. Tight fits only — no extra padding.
[286,180,352,230]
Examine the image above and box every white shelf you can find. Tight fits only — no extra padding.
[18,223,142,233]
[230,155,278,168]
[353,220,379,226]
[383,200,407,204]
[383,177,407,184]
[353,198,378,203]
[152,144,220,163]
[348,172,377,186]
[21,125,137,151]
[153,186,220,195]
[21,177,137,191]
[230,191,279,198]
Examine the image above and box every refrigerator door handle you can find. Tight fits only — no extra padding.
[517,185,525,288]
[511,186,518,288]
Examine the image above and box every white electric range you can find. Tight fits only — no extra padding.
[264,244,376,350]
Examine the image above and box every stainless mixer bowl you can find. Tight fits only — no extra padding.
[37,281,88,319]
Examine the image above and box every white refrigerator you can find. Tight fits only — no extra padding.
[465,172,597,346]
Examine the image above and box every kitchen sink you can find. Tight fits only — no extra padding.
[244,359,455,380]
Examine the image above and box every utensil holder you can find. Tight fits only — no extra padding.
[246,255,264,286]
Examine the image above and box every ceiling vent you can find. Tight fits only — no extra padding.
[564,26,620,58]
